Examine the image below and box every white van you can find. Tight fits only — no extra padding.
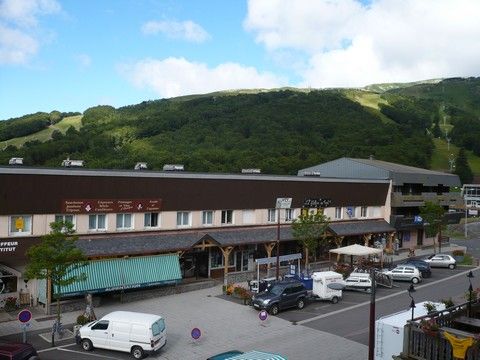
[77,311,166,359]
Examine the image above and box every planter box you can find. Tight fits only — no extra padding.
[454,256,464,262]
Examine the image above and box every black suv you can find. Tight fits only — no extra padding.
[400,259,432,278]
[251,280,308,315]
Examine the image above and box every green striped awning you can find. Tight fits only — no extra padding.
[227,351,287,360]
[55,253,181,296]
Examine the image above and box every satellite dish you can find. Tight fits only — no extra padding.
[327,282,345,290]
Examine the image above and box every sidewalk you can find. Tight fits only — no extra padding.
[0,285,368,360]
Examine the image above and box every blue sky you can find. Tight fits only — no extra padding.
[1,0,480,120]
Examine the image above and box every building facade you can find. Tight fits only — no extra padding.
[0,166,393,307]
[299,157,463,250]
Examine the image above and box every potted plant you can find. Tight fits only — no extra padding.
[3,296,18,312]
[441,298,455,309]
[452,249,465,262]
[420,318,440,337]
[73,314,89,336]
[423,302,438,314]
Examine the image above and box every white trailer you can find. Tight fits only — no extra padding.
[310,271,344,303]
[375,301,445,360]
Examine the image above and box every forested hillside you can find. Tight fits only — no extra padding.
[0,77,479,176]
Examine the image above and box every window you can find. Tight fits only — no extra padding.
[202,211,213,226]
[221,210,233,225]
[176,212,191,227]
[243,210,255,224]
[285,209,294,222]
[335,207,342,219]
[116,213,132,230]
[210,248,235,268]
[88,214,106,231]
[91,320,109,330]
[144,213,159,228]
[55,214,75,228]
[368,206,381,218]
[267,209,277,223]
[9,215,32,236]
[360,206,367,218]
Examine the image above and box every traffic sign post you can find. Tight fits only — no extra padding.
[18,310,32,343]
[191,327,201,343]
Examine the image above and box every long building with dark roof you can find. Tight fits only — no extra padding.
[0,164,393,309]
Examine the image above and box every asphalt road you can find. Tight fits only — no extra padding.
[277,266,479,345]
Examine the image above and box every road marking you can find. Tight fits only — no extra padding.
[37,343,77,353]
[57,347,121,359]
[297,267,480,325]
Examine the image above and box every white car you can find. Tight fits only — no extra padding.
[423,254,457,269]
[383,265,422,284]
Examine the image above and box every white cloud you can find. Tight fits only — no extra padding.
[118,57,286,98]
[0,0,60,65]
[141,20,210,43]
[74,53,92,68]
[245,0,480,87]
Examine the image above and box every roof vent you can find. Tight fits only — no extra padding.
[241,168,261,174]
[302,171,321,176]
[8,158,23,166]
[163,164,184,171]
[61,158,84,167]
[134,162,148,170]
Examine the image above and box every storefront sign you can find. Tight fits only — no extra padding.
[303,198,332,208]
[61,199,162,214]
[0,241,18,253]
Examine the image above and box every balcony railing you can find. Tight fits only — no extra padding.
[391,192,463,207]
[400,301,480,360]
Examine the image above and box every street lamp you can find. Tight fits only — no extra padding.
[368,268,377,360]
[467,271,474,317]
[408,284,416,321]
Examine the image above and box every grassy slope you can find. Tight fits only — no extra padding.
[0,115,82,149]
[431,138,480,174]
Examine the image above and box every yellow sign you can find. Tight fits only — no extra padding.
[15,217,24,231]
[316,208,324,215]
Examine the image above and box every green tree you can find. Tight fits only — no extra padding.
[419,201,446,254]
[292,211,330,269]
[24,221,87,345]
[454,148,474,184]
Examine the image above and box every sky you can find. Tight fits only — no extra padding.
[1,0,480,120]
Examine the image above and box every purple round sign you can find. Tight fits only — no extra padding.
[18,309,32,323]
[259,310,268,321]
[191,327,201,340]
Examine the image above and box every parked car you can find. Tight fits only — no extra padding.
[383,265,422,284]
[0,342,39,360]
[251,280,307,315]
[400,259,432,278]
[423,254,457,269]
[77,311,166,359]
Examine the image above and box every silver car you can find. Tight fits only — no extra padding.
[423,254,456,269]
[383,265,422,284]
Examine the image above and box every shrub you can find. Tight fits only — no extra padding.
[441,298,455,308]
[423,302,438,313]
[4,296,18,312]
[225,284,234,295]
[76,315,89,325]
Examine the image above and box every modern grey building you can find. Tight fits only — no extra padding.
[299,157,462,250]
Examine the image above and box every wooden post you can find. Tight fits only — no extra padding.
[363,233,372,247]
[220,246,234,286]
[334,236,344,262]
[264,242,276,277]
[387,232,394,250]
